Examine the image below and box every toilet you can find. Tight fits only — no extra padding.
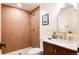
[27,48,43,55]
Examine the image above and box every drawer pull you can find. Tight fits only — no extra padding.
[54,50,56,52]
[50,49,53,52]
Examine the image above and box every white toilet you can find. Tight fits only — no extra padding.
[27,48,43,55]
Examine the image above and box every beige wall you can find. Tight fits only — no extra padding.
[40,3,64,49]
[40,3,63,38]
[40,3,78,49]
[40,3,78,38]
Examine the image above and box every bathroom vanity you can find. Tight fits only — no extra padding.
[43,38,77,55]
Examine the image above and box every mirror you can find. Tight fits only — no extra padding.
[57,4,77,34]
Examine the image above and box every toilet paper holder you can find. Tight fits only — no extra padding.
[0,42,6,49]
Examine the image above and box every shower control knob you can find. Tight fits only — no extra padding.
[0,42,6,49]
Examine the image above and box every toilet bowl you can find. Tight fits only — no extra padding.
[27,48,42,55]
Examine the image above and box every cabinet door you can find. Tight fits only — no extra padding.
[43,42,57,55]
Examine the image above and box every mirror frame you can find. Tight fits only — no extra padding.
[57,3,77,33]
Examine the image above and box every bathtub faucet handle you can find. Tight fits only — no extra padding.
[0,42,6,49]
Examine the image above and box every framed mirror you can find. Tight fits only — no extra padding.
[57,4,77,34]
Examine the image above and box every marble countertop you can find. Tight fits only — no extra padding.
[43,38,78,51]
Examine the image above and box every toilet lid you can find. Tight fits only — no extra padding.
[27,48,42,54]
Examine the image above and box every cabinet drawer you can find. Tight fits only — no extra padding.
[61,47,77,55]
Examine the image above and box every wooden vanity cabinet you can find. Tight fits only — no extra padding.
[43,41,77,55]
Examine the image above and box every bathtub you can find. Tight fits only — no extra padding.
[2,47,42,55]
[4,47,32,55]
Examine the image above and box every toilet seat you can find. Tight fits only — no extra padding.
[27,48,42,55]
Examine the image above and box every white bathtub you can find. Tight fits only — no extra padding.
[4,47,32,55]
[3,47,42,55]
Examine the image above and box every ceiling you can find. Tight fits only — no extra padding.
[3,3,40,12]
